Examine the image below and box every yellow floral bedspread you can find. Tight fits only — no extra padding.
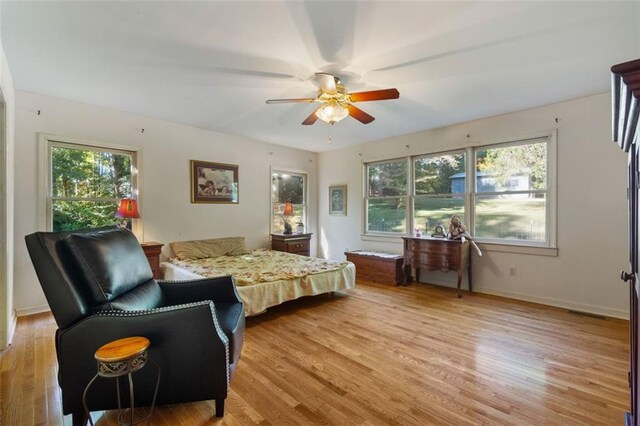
[169,248,349,287]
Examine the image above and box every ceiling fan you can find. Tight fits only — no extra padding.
[265,73,400,125]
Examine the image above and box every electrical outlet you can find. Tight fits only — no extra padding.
[509,267,517,277]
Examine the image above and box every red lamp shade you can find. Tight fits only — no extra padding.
[283,202,294,216]
[115,198,140,219]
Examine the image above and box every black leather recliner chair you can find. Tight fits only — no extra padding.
[25,227,244,425]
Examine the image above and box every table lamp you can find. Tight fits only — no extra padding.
[282,202,293,234]
[116,198,140,229]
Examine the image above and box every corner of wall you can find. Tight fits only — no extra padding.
[0,4,16,350]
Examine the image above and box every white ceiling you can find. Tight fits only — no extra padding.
[2,1,639,152]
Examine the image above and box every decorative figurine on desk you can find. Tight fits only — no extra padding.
[447,215,482,256]
[415,228,422,237]
[431,225,446,238]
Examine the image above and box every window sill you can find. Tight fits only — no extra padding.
[360,233,558,256]
[360,233,404,244]
[476,242,557,257]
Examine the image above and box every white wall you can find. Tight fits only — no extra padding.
[0,4,16,348]
[318,93,629,318]
[13,91,318,315]
[11,90,630,319]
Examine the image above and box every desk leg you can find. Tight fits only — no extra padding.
[468,249,473,293]
[403,263,414,285]
[456,269,463,298]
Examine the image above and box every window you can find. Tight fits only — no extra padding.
[474,138,548,243]
[271,170,306,233]
[47,141,137,231]
[363,134,555,248]
[365,159,408,234]
[413,151,466,234]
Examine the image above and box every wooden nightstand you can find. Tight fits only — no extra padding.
[270,233,312,257]
[140,242,164,279]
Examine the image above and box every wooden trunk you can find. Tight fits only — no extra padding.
[345,251,404,285]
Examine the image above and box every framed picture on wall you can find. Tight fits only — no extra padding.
[329,185,347,216]
[190,160,239,204]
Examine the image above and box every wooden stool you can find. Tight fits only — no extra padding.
[83,337,160,425]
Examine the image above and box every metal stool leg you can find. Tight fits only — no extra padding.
[82,373,100,426]
[128,372,135,426]
[146,358,161,426]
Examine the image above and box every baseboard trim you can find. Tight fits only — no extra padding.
[418,277,628,319]
[15,304,50,317]
[476,286,628,320]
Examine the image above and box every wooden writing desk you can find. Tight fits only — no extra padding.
[402,236,471,297]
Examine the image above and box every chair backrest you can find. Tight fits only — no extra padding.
[25,227,164,329]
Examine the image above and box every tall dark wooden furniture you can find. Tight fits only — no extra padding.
[271,233,312,256]
[402,236,471,297]
[612,57,640,426]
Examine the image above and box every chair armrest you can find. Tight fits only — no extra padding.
[57,301,230,413]
[158,276,243,305]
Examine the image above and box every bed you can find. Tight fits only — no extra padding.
[161,237,356,316]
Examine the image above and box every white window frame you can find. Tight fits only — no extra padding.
[470,135,556,248]
[412,149,467,235]
[363,157,411,236]
[361,131,557,254]
[269,167,308,234]
[38,134,142,237]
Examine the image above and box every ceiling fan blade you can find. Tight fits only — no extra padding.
[266,98,316,104]
[347,104,375,124]
[315,72,337,94]
[302,107,321,125]
[349,88,400,102]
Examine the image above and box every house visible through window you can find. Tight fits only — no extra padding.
[271,170,306,233]
[363,135,554,247]
[48,142,137,231]
[474,138,548,242]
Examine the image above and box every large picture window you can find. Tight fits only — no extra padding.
[363,135,555,248]
[47,141,137,231]
[474,138,548,242]
[271,170,306,233]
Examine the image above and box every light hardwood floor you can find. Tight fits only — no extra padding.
[0,281,630,425]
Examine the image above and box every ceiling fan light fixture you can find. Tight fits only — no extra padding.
[315,100,349,125]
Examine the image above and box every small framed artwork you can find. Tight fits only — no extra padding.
[190,160,239,204]
[329,185,347,216]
